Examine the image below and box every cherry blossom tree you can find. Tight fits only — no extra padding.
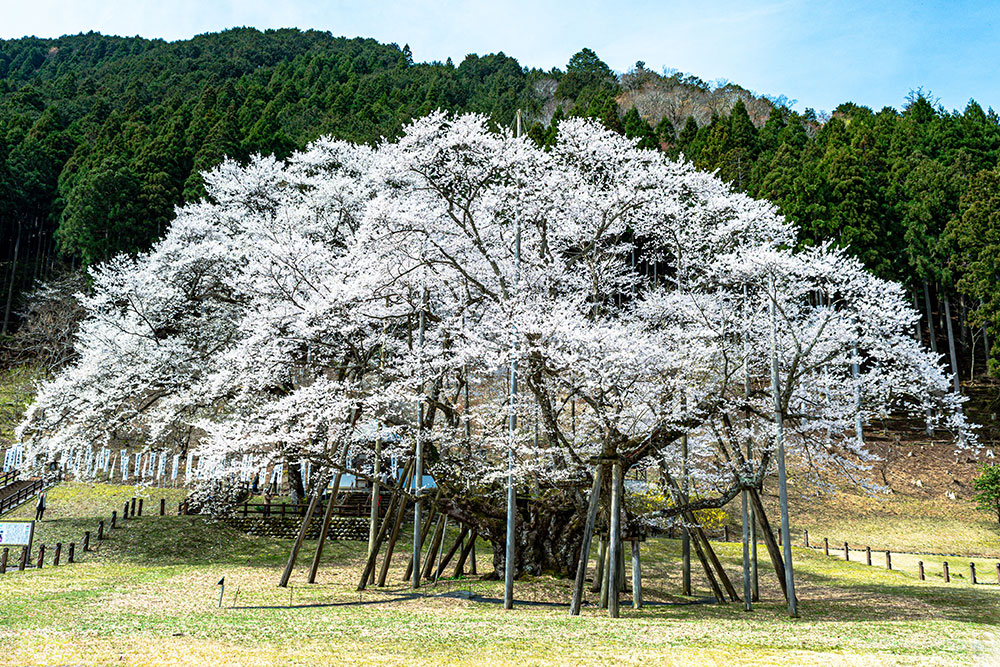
[17,112,972,578]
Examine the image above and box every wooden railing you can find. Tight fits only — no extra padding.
[0,477,46,516]
[235,496,388,520]
[0,470,19,490]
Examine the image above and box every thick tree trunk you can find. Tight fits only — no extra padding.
[923,281,938,354]
[287,459,305,503]
[943,293,961,394]
[2,221,21,335]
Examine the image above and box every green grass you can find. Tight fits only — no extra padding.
[0,482,997,665]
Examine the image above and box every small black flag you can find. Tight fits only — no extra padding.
[217,577,225,586]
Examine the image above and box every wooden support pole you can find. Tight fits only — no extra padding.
[308,471,346,584]
[18,546,27,571]
[599,535,611,608]
[453,529,477,578]
[631,539,642,610]
[137,499,143,516]
[919,560,925,580]
[358,460,414,591]
[747,488,789,601]
[36,544,45,569]
[971,562,977,585]
[885,551,892,570]
[68,543,75,564]
[408,497,440,581]
[84,531,91,552]
[53,542,62,567]
[278,485,324,588]
[419,515,445,581]
[688,525,726,603]
[571,462,604,615]
[160,498,165,516]
[591,536,608,594]
[803,530,809,548]
[432,517,449,583]
[434,524,469,579]
[944,561,950,582]
[695,525,740,602]
[742,487,752,611]
[844,542,849,561]
[608,461,623,618]
[130,497,136,517]
[378,467,416,588]
[866,546,871,566]
[470,536,477,574]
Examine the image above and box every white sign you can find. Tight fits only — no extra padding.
[0,521,33,547]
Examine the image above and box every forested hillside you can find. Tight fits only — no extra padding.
[1,27,998,386]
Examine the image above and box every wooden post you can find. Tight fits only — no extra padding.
[453,529,477,578]
[970,562,977,585]
[747,488,789,601]
[996,562,999,585]
[0,547,7,574]
[919,561,925,580]
[278,486,324,588]
[885,551,892,570]
[137,498,143,516]
[843,542,849,561]
[434,524,469,579]
[53,542,62,567]
[378,468,415,588]
[84,531,91,552]
[599,537,611,609]
[130,497,136,517]
[681,433,691,597]
[419,516,445,581]
[695,525,740,602]
[631,539,642,610]
[358,460,414,591]
[591,536,608,594]
[408,497,440,581]
[823,537,829,556]
[741,484,752,612]
[308,470,347,584]
[571,462,604,615]
[18,546,27,571]
[160,498,165,516]
[803,530,809,548]
[866,546,871,566]
[943,561,950,582]
[68,543,75,564]
[123,501,129,521]
[688,526,726,603]
[36,544,45,569]
[608,461,623,618]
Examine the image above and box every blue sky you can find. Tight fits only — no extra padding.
[2,0,997,114]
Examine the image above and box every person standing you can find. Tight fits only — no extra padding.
[34,491,46,520]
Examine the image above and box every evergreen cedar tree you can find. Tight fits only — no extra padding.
[1,33,998,376]
[972,463,1000,525]
[18,113,972,576]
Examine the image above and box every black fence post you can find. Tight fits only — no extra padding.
[68,543,75,564]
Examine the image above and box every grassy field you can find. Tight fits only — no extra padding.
[0,483,996,666]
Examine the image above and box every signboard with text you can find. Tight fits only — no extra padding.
[0,521,34,548]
